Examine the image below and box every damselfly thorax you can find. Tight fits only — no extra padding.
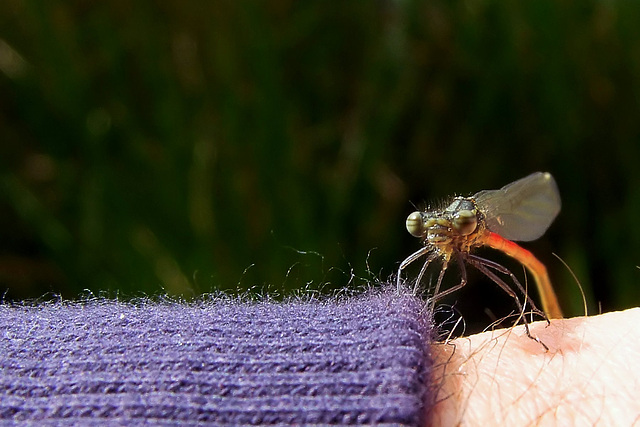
[397,172,563,349]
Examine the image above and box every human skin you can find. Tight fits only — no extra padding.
[429,308,640,426]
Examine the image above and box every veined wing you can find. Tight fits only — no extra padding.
[473,172,561,242]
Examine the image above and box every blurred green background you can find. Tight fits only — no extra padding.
[1,1,639,320]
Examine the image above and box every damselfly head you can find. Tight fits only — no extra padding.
[405,197,483,252]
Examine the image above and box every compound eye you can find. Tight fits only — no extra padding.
[406,211,425,237]
[453,209,477,235]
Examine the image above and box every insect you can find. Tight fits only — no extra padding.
[397,172,563,346]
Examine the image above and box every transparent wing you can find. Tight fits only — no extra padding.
[473,172,561,242]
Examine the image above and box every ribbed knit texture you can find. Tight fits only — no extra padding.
[0,289,432,426]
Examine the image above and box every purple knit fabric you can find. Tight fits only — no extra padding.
[0,289,432,425]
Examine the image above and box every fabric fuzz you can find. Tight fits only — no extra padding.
[0,289,432,426]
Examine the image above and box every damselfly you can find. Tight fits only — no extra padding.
[397,172,563,345]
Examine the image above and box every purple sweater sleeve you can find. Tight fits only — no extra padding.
[0,289,433,425]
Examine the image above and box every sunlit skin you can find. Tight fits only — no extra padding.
[397,172,563,346]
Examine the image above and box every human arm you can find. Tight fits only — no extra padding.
[430,308,640,425]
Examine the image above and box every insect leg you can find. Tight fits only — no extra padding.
[428,254,467,311]
[483,231,562,318]
[397,246,437,293]
[467,257,549,351]
[468,254,549,325]
[413,251,440,295]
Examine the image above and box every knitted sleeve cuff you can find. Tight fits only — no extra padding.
[1,288,433,425]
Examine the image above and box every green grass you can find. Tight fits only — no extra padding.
[1,1,639,319]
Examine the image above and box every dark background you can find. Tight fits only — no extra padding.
[1,1,638,326]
